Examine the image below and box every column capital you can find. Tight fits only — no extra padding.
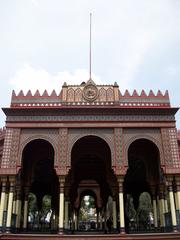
[24,186,30,200]
[59,176,65,193]
[1,176,7,184]
[9,176,16,192]
[166,181,173,192]
[16,185,22,200]
[174,176,180,192]
[8,176,15,184]
[150,185,157,196]
[1,177,8,192]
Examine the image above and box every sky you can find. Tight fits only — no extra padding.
[0,0,180,128]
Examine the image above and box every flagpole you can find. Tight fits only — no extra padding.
[89,13,92,80]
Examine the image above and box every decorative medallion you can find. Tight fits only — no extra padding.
[83,81,98,102]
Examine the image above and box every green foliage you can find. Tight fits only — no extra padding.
[137,192,153,225]
[79,195,95,221]
[125,194,136,221]
[41,195,52,219]
[28,192,38,217]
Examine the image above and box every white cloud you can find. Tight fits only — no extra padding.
[9,64,103,94]
[31,0,38,6]
[166,65,180,77]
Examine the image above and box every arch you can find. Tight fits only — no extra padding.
[124,135,163,167]
[75,88,82,102]
[19,135,58,166]
[99,88,106,101]
[67,88,75,102]
[107,88,114,101]
[68,132,114,167]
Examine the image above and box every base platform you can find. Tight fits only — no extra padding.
[0,233,180,240]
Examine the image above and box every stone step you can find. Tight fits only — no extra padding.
[1,233,180,240]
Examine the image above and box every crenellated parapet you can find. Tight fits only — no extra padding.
[10,79,170,108]
[11,89,62,108]
[119,89,170,107]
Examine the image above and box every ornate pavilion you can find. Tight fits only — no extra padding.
[0,79,180,238]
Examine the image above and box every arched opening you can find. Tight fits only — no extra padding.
[66,135,118,233]
[21,139,59,232]
[79,193,97,231]
[124,138,160,233]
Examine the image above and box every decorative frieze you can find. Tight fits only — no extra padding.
[114,128,125,174]
[59,128,68,168]
[6,114,175,122]
[161,128,180,169]
[1,128,20,168]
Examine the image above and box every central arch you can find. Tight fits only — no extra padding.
[65,135,118,232]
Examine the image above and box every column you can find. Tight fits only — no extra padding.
[58,177,65,234]
[23,187,29,230]
[0,177,7,232]
[15,186,22,231]
[167,179,178,232]
[118,176,125,234]
[164,191,169,214]
[112,199,117,230]
[12,193,16,216]
[159,185,165,230]
[6,177,15,233]
[64,199,69,230]
[151,187,158,229]
[176,178,180,225]
[96,209,99,230]
[4,188,9,213]
[74,210,78,231]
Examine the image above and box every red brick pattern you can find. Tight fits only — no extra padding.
[1,128,13,168]
[58,128,68,174]
[161,128,180,169]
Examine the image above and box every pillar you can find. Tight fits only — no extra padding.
[96,209,99,229]
[6,177,15,233]
[118,176,125,234]
[15,186,22,230]
[0,177,7,232]
[164,191,169,214]
[58,177,65,234]
[74,211,78,231]
[64,200,69,230]
[151,187,158,229]
[175,178,180,228]
[159,185,165,230]
[12,193,16,215]
[4,188,9,212]
[112,199,117,230]
[167,179,178,232]
[176,179,180,215]
[99,211,103,230]
[23,187,29,230]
